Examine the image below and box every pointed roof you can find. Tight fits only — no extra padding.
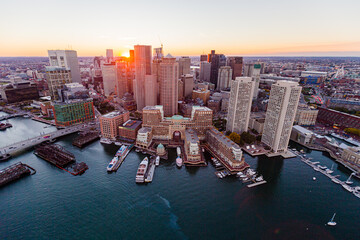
[165,53,174,58]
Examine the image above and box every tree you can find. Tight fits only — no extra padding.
[225,130,231,136]
[229,132,241,144]
[344,128,360,137]
[241,131,256,144]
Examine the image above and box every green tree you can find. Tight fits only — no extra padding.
[344,128,360,137]
[229,132,241,144]
[241,132,256,144]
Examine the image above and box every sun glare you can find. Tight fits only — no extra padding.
[121,52,130,58]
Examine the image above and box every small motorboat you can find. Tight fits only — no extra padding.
[327,213,337,226]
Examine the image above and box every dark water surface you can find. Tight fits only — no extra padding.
[0,117,359,239]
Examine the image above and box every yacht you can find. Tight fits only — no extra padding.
[318,165,327,170]
[342,183,354,192]
[177,147,181,157]
[256,176,264,182]
[100,138,112,144]
[136,157,149,183]
[247,169,256,176]
[327,213,337,226]
[176,156,183,168]
[345,173,354,185]
[331,177,341,184]
[155,156,160,166]
[107,156,118,172]
[236,172,243,176]
[115,142,122,146]
[313,166,320,172]
[135,148,140,153]
[326,164,334,174]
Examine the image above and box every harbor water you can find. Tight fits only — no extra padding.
[0,116,359,239]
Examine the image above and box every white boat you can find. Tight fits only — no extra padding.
[107,156,118,171]
[318,165,327,170]
[239,174,247,178]
[247,169,256,176]
[236,171,243,176]
[326,164,334,174]
[136,157,149,183]
[313,166,320,172]
[100,138,112,144]
[256,176,264,182]
[155,156,160,166]
[332,178,341,184]
[202,148,205,153]
[242,178,249,181]
[135,149,140,153]
[354,192,360,199]
[342,183,354,192]
[327,213,337,226]
[345,173,354,185]
[115,142,122,146]
[177,147,181,157]
[313,177,316,181]
[176,156,182,168]
[354,186,360,192]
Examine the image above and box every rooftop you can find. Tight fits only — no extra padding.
[120,120,142,129]
[102,110,128,118]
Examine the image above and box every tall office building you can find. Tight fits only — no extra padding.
[45,66,72,100]
[101,62,116,96]
[116,60,128,98]
[159,54,178,117]
[244,63,261,99]
[200,61,211,82]
[153,47,163,60]
[226,77,255,134]
[228,57,243,80]
[134,45,152,111]
[106,49,114,63]
[200,55,208,62]
[217,66,232,90]
[48,50,81,83]
[145,75,157,106]
[208,50,226,87]
[261,81,302,153]
[178,57,191,78]
[181,74,194,98]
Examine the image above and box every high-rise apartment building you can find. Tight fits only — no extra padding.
[145,75,157,106]
[243,62,261,99]
[226,77,255,134]
[159,55,178,117]
[101,62,116,96]
[217,66,232,90]
[261,81,302,153]
[45,66,72,100]
[48,50,81,83]
[106,49,114,63]
[200,61,211,82]
[178,57,191,78]
[228,57,243,79]
[134,45,152,111]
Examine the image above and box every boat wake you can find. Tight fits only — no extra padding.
[158,194,171,209]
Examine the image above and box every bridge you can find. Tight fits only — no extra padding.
[0,124,96,157]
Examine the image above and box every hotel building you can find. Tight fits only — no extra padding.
[99,110,130,140]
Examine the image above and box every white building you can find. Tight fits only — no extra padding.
[226,77,255,134]
[199,61,211,82]
[217,66,232,90]
[261,81,302,153]
[48,50,81,83]
[101,62,116,96]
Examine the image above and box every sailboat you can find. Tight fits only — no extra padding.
[326,164,334,174]
[346,173,354,185]
[327,213,337,226]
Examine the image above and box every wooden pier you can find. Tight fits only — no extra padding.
[72,131,100,148]
[0,162,36,187]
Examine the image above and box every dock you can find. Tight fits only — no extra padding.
[72,131,100,148]
[113,144,134,171]
[247,180,267,188]
[0,162,36,187]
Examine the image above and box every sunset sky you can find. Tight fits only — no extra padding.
[1,0,360,57]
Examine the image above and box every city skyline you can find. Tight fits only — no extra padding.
[1,0,360,57]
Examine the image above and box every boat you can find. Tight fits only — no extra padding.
[107,156,118,172]
[313,166,320,171]
[202,148,205,153]
[239,174,247,178]
[342,183,354,192]
[236,171,243,176]
[155,156,160,166]
[177,146,181,157]
[115,142,122,146]
[242,178,249,181]
[354,186,360,192]
[135,148,140,153]
[331,177,341,184]
[136,157,149,183]
[100,138,112,144]
[256,176,264,182]
[345,173,354,185]
[327,213,337,226]
[318,165,327,170]
[247,169,256,176]
[354,192,360,199]
[176,156,182,168]
[326,164,334,174]
[23,114,30,118]
[115,145,127,156]
[313,177,316,181]
[0,122,12,131]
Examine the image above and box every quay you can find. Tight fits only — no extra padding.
[31,116,56,126]
[112,144,134,171]
[0,113,24,121]
[0,162,36,187]
[247,181,267,188]
[72,131,100,148]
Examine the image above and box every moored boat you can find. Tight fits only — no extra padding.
[155,156,160,166]
[136,157,149,183]
[100,138,112,144]
[177,147,181,157]
[107,157,118,172]
[176,156,182,168]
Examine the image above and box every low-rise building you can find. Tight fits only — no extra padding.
[192,89,210,104]
[295,106,318,126]
[290,125,314,145]
[118,120,142,141]
[52,98,95,127]
[99,110,130,140]
[136,127,153,149]
[184,129,202,165]
[341,147,360,172]
[207,99,220,113]
[0,79,39,103]
[316,107,360,129]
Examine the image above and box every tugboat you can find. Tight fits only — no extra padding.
[136,157,149,183]
[176,156,183,168]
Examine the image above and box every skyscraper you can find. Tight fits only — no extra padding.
[243,62,261,99]
[217,66,232,90]
[101,62,116,96]
[261,81,302,154]
[106,49,114,63]
[134,45,152,111]
[48,50,81,83]
[181,74,194,98]
[208,50,226,87]
[226,77,255,134]
[228,57,243,80]
[144,75,157,106]
[116,60,128,98]
[200,55,208,62]
[177,56,191,78]
[159,54,178,117]
[200,61,211,82]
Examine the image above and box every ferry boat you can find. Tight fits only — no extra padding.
[136,157,149,183]
[107,156,118,172]
[177,146,181,157]
[100,138,112,144]
[155,156,160,166]
[176,156,183,168]
[116,145,128,157]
